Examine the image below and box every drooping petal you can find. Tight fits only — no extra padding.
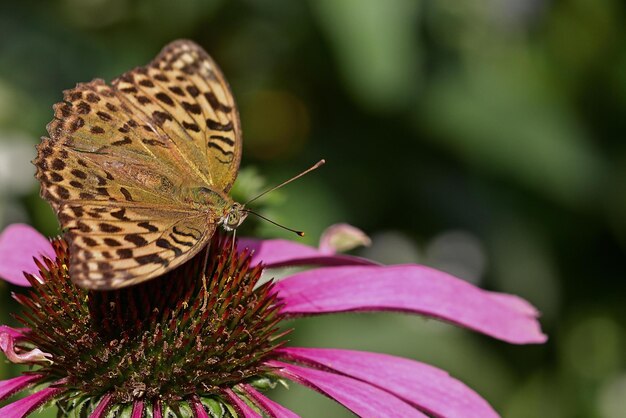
[241,384,300,418]
[268,360,428,418]
[318,224,371,254]
[238,238,376,268]
[278,347,498,418]
[276,265,546,344]
[131,400,144,418]
[0,384,62,417]
[0,326,29,339]
[0,224,54,286]
[190,396,209,418]
[89,394,112,418]
[224,388,262,418]
[152,400,162,418]
[0,374,43,401]
[0,330,52,364]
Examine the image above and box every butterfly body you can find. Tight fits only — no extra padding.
[35,40,244,290]
[184,186,247,229]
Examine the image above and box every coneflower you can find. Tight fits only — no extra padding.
[0,223,546,417]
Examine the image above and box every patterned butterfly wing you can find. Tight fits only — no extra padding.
[112,40,242,192]
[59,204,214,290]
[35,40,242,289]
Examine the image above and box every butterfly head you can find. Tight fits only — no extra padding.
[221,202,248,231]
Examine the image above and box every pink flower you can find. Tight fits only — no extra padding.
[0,223,546,417]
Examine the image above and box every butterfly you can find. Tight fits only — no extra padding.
[34,40,247,290]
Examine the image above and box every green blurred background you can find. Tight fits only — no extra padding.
[1,0,625,417]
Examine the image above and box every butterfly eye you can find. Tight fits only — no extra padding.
[222,204,247,231]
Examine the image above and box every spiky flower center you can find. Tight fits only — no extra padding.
[13,234,287,410]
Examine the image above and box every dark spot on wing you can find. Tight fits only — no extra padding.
[186,85,200,97]
[138,222,158,232]
[182,102,201,114]
[83,237,98,247]
[111,208,130,220]
[50,172,64,182]
[136,253,168,265]
[52,158,66,170]
[125,234,148,246]
[156,238,183,256]
[120,187,133,201]
[182,121,200,132]
[86,93,100,103]
[111,137,132,146]
[77,102,91,114]
[152,111,173,127]
[156,92,174,106]
[97,111,112,122]
[116,248,133,259]
[206,119,233,132]
[99,223,122,233]
[71,169,87,179]
[56,186,70,199]
[169,86,185,96]
[104,238,122,247]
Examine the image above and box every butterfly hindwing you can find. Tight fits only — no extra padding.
[60,204,214,289]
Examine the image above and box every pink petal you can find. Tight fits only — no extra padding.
[0,385,62,417]
[487,292,539,316]
[0,374,43,401]
[275,265,547,344]
[0,224,54,287]
[152,400,162,418]
[131,400,144,418]
[190,396,209,418]
[224,388,262,418]
[278,347,498,418]
[0,326,29,339]
[0,330,51,364]
[269,360,427,418]
[241,385,300,418]
[89,394,112,418]
[318,224,371,254]
[238,238,376,268]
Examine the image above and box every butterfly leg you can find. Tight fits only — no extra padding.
[200,241,211,312]
[231,229,237,255]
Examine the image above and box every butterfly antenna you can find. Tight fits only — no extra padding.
[243,209,305,237]
[243,159,326,206]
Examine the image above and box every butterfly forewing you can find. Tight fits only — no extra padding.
[35,40,242,289]
[112,40,241,191]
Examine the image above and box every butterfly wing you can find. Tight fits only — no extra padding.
[35,40,241,289]
[112,40,242,192]
[39,80,197,212]
[59,204,214,290]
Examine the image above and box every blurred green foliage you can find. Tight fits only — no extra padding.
[1,1,625,417]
